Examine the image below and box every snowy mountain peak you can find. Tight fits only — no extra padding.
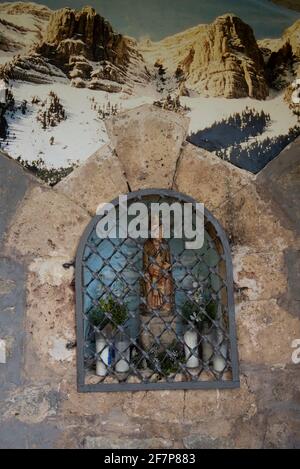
[0,2,50,62]
[0,4,150,92]
[140,13,269,100]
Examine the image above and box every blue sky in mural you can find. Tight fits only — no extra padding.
[29,0,300,40]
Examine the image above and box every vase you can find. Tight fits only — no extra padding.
[115,334,130,373]
[213,328,227,373]
[184,328,199,368]
[95,333,112,377]
[213,348,227,372]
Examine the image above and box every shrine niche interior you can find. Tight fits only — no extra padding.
[76,189,239,392]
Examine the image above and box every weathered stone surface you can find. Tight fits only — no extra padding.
[0,152,34,245]
[0,278,15,296]
[279,247,300,316]
[0,419,62,450]
[237,300,300,365]
[4,185,90,259]
[123,390,185,424]
[183,376,257,423]
[256,137,300,235]
[228,413,267,448]
[232,246,287,301]
[1,385,61,425]
[28,257,74,287]
[105,104,189,190]
[174,142,252,212]
[24,272,76,383]
[242,366,300,411]
[56,143,128,214]
[182,417,234,449]
[215,182,295,252]
[0,257,26,391]
[58,384,130,419]
[264,410,300,448]
[84,436,173,449]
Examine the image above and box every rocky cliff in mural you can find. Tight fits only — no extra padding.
[36,6,149,90]
[1,3,300,99]
[141,14,269,99]
[0,5,149,91]
[0,2,50,57]
[259,18,300,91]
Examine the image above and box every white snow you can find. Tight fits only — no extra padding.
[0,5,49,58]
[183,91,298,142]
[2,82,110,168]
[1,80,297,170]
[0,81,156,168]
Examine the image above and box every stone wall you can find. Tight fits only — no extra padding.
[0,104,299,448]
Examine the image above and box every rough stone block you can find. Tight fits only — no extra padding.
[23,273,77,383]
[105,104,189,190]
[56,144,128,215]
[237,299,300,365]
[174,142,251,212]
[232,246,287,301]
[264,410,300,448]
[3,185,90,260]
[183,376,257,423]
[1,385,61,425]
[123,390,185,424]
[0,151,35,245]
[214,182,296,253]
[241,366,300,410]
[256,137,300,236]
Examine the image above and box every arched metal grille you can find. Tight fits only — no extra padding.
[76,189,239,392]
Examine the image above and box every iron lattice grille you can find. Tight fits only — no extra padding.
[76,190,239,392]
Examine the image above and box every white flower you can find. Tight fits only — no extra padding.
[190,312,201,323]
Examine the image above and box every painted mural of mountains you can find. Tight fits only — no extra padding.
[1,2,299,97]
[0,2,299,177]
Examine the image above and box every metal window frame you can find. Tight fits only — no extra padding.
[76,189,240,393]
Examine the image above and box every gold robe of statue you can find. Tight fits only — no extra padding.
[141,235,174,316]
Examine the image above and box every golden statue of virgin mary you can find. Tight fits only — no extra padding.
[141,222,174,315]
[140,217,176,352]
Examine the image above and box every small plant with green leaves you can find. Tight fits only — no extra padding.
[89,296,128,332]
[89,304,108,330]
[157,342,185,376]
[205,300,218,323]
[181,299,206,329]
[146,341,185,376]
[181,283,218,330]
